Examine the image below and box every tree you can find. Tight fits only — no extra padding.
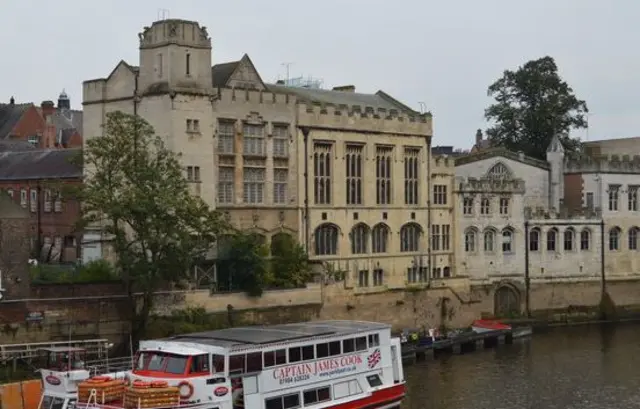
[217,232,269,297]
[76,111,228,345]
[484,56,588,160]
[269,234,311,288]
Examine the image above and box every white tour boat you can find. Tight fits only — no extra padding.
[38,320,406,409]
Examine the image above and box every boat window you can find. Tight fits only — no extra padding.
[333,379,362,400]
[316,343,329,358]
[368,333,380,347]
[213,354,225,372]
[264,348,286,367]
[342,338,355,353]
[190,354,209,374]
[328,341,341,356]
[366,374,383,387]
[301,345,314,360]
[288,347,302,363]
[41,396,65,409]
[265,393,300,409]
[303,386,331,405]
[246,352,263,372]
[355,336,367,351]
[229,354,246,374]
[135,352,188,375]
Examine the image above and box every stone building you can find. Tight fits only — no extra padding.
[82,18,444,289]
[454,137,604,315]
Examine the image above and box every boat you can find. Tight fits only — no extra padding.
[512,326,533,339]
[471,319,511,333]
[37,320,406,409]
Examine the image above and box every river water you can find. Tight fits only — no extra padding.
[403,323,640,409]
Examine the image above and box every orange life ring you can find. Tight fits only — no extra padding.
[178,381,194,399]
[151,381,168,388]
[89,376,111,383]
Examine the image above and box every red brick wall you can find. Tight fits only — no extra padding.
[66,130,83,148]
[564,173,584,212]
[0,217,31,299]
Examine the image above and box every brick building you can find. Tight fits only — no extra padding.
[0,149,82,262]
[0,97,46,146]
[0,192,31,300]
[39,91,83,149]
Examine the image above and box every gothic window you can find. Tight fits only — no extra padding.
[609,226,621,251]
[464,228,477,252]
[608,185,620,211]
[313,143,332,204]
[480,197,490,215]
[483,229,495,252]
[217,167,234,204]
[564,228,575,251]
[499,198,510,215]
[629,186,639,211]
[273,169,287,204]
[529,228,540,252]
[580,229,590,250]
[350,224,369,254]
[243,123,266,156]
[629,227,639,251]
[400,223,421,252]
[404,148,420,205]
[217,121,235,154]
[433,185,447,205]
[314,224,339,256]
[346,145,363,205]
[546,228,558,252]
[502,228,514,253]
[463,197,474,215]
[272,125,289,157]
[243,167,265,203]
[372,224,389,253]
[487,162,512,178]
[431,224,440,251]
[376,146,392,205]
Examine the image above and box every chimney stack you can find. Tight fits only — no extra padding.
[332,85,355,92]
[475,129,483,144]
[41,100,55,117]
[9,96,14,105]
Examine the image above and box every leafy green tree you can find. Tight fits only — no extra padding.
[269,234,311,288]
[485,56,588,160]
[217,232,269,297]
[76,111,228,345]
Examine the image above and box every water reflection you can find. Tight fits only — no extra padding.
[403,324,640,409]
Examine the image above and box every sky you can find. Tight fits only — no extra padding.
[2,0,639,149]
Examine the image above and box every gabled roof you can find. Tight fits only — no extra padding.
[455,147,550,170]
[53,109,83,138]
[210,54,266,89]
[0,149,82,180]
[0,103,31,139]
[84,60,139,84]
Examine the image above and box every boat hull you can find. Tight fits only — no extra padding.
[471,319,511,333]
[325,384,404,409]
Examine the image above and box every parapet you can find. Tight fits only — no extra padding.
[524,205,602,221]
[138,19,211,50]
[565,154,640,174]
[456,176,526,194]
[297,102,432,136]
[432,155,455,169]
[216,87,297,108]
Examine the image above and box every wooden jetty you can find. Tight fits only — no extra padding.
[401,328,515,363]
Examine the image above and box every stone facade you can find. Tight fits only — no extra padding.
[82,18,447,290]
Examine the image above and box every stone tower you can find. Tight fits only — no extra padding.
[137,19,213,93]
[546,134,565,211]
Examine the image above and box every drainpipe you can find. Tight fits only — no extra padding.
[426,136,432,285]
[37,182,42,258]
[524,220,530,318]
[300,127,311,254]
[600,219,606,296]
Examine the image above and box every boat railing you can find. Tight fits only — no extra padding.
[84,356,134,377]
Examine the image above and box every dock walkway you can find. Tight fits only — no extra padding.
[401,329,515,362]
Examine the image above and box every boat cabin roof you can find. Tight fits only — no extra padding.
[39,347,86,353]
[164,320,389,351]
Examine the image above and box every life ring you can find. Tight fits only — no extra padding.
[178,381,194,399]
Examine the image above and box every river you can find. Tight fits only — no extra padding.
[403,323,640,409]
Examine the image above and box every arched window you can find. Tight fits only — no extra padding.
[350,223,369,254]
[464,228,477,252]
[487,162,512,179]
[483,229,495,252]
[564,228,575,251]
[580,229,590,250]
[442,266,451,277]
[502,228,514,253]
[529,228,540,252]
[314,224,339,255]
[546,228,558,252]
[629,227,640,251]
[371,224,390,253]
[609,227,621,251]
[400,223,422,252]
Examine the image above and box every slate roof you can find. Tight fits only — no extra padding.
[0,103,31,139]
[0,149,82,180]
[0,139,36,152]
[211,61,240,87]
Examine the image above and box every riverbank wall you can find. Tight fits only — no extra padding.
[1,277,640,345]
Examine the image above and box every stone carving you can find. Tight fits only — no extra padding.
[252,211,260,224]
[168,21,178,37]
[200,26,209,40]
[138,26,151,42]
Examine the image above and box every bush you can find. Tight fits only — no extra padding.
[30,259,119,283]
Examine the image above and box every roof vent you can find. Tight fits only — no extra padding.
[332,85,355,92]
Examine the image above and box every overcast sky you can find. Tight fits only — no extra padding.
[2,0,638,149]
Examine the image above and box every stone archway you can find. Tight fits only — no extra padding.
[494,285,521,317]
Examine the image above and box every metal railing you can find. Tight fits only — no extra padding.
[0,339,110,363]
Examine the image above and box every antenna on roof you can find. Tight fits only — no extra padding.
[281,62,294,83]
[418,102,427,114]
[157,9,170,20]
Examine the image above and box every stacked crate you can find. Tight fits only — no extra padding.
[78,376,127,404]
[124,381,180,409]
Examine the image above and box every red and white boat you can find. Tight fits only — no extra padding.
[37,320,406,409]
[471,319,511,333]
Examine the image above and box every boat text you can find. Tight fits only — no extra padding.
[272,355,362,385]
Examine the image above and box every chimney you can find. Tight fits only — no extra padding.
[41,100,55,117]
[332,85,355,92]
[475,129,483,144]
[9,96,14,105]
[276,80,285,85]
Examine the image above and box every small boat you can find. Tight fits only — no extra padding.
[512,326,533,339]
[471,319,511,333]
